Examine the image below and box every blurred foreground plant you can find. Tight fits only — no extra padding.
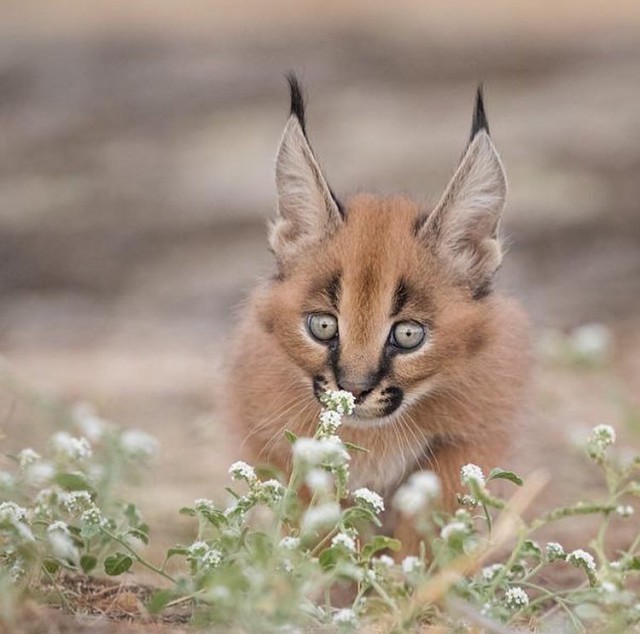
[1,382,640,632]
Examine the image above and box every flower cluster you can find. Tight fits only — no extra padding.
[187,540,223,573]
[393,470,441,515]
[293,437,349,467]
[228,461,256,483]
[504,587,529,610]
[50,432,92,462]
[460,463,486,488]
[353,487,384,514]
[319,390,356,416]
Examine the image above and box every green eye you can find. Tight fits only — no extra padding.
[307,313,338,342]
[391,321,425,350]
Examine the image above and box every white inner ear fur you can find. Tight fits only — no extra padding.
[423,130,507,292]
[270,116,341,265]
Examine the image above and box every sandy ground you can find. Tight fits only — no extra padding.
[1,1,640,621]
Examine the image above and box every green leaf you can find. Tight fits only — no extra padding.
[200,509,226,528]
[42,560,59,574]
[342,506,382,528]
[627,556,640,570]
[284,429,298,445]
[362,536,401,559]
[521,539,542,559]
[488,468,523,486]
[179,507,197,517]
[127,528,149,545]
[165,546,189,560]
[104,553,133,576]
[342,441,369,454]
[54,472,96,494]
[80,554,97,574]
[147,589,174,614]
[318,547,340,570]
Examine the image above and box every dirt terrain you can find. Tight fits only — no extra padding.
[1,1,640,627]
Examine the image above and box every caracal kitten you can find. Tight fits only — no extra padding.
[226,76,531,553]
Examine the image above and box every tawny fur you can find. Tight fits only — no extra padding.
[224,82,532,555]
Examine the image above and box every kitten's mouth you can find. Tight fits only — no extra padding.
[312,376,404,426]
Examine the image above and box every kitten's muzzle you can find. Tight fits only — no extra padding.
[336,371,377,403]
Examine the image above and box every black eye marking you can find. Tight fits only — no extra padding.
[325,273,342,312]
[391,278,410,317]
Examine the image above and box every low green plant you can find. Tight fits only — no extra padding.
[1,387,640,632]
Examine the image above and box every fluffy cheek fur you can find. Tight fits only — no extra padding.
[256,281,328,380]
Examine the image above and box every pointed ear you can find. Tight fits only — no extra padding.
[269,75,343,267]
[419,87,507,297]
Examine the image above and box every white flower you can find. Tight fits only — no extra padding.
[440,521,467,540]
[10,561,25,581]
[332,608,357,627]
[80,507,105,527]
[373,554,395,568]
[293,437,349,467]
[393,486,425,515]
[0,471,14,489]
[319,410,342,434]
[186,541,222,569]
[194,498,216,513]
[504,586,529,609]
[24,461,55,487]
[460,463,485,488]
[259,479,285,501]
[481,563,504,582]
[410,471,441,497]
[353,488,385,514]
[331,532,356,552]
[282,558,293,574]
[402,556,421,574]
[0,501,28,524]
[302,503,341,532]
[615,505,634,518]
[228,461,256,482]
[393,471,441,515]
[51,432,92,461]
[590,424,616,447]
[48,530,79,563]
[187,541,209,557]
[62,490,93,514]
[601,581,617,594]
[567,549,596,572]
[71,402,108,442]
[546,542,566,561]
[322,390,356,416]
[202,549,222,569]
[569,323,612,361]
[279,536,300,550]
[305,468,333,492]
[18,448,41,469]
[47,521,70,534]
[120,429,158,459]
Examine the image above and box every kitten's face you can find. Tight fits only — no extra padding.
[260,77,505,427]
[260,194,492,428]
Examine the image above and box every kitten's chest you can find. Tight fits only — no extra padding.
[345,435,422,497]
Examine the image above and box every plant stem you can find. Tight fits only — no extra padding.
[99,527,176,583]
[40,564,72,612]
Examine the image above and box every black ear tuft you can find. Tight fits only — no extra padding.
[286,72,307,135]
[470,83,490,140]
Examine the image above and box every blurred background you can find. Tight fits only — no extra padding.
[2,1,640,558]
